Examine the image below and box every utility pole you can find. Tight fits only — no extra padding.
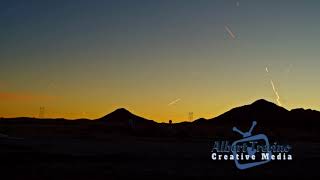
[39,106,45,118]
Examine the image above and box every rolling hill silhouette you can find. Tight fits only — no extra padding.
[194,99,290,128]
[196,99,286,122]
[80,99,319,139]
[0,99,319,139]
[188,99,320,139]
[213,99,319,128]
[0,99,319,178]
[96,99,319,127]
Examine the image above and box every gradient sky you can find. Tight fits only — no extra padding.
[1,0,320,122]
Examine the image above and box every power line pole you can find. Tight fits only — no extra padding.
[188,112,193,121]
[39,106,45,118]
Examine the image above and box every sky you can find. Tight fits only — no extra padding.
[1,0,320,122]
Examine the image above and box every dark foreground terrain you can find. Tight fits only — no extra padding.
[0,135,319,179]
[0,100,319,178]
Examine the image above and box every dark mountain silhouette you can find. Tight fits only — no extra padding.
[217,99,286,118]
[195,99,289,126]
[187,99,320,140]
[192,99,319,127]
[97,108,156,125]
[0,99,319,139]
[0,99,319,178]
[95,108,160,136]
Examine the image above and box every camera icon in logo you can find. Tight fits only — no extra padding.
[231,121,272,170]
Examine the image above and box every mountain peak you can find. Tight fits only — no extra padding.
[113,108,131,114]
[250,99,286,110]
[97,108,156,124]
[98,108,134,120]
[251,99,275,106]
[207,98,288,124]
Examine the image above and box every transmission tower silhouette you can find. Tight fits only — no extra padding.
[39,107,45,118]
[188,112,193,121]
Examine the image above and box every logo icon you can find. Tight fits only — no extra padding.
[231,121,272,170]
